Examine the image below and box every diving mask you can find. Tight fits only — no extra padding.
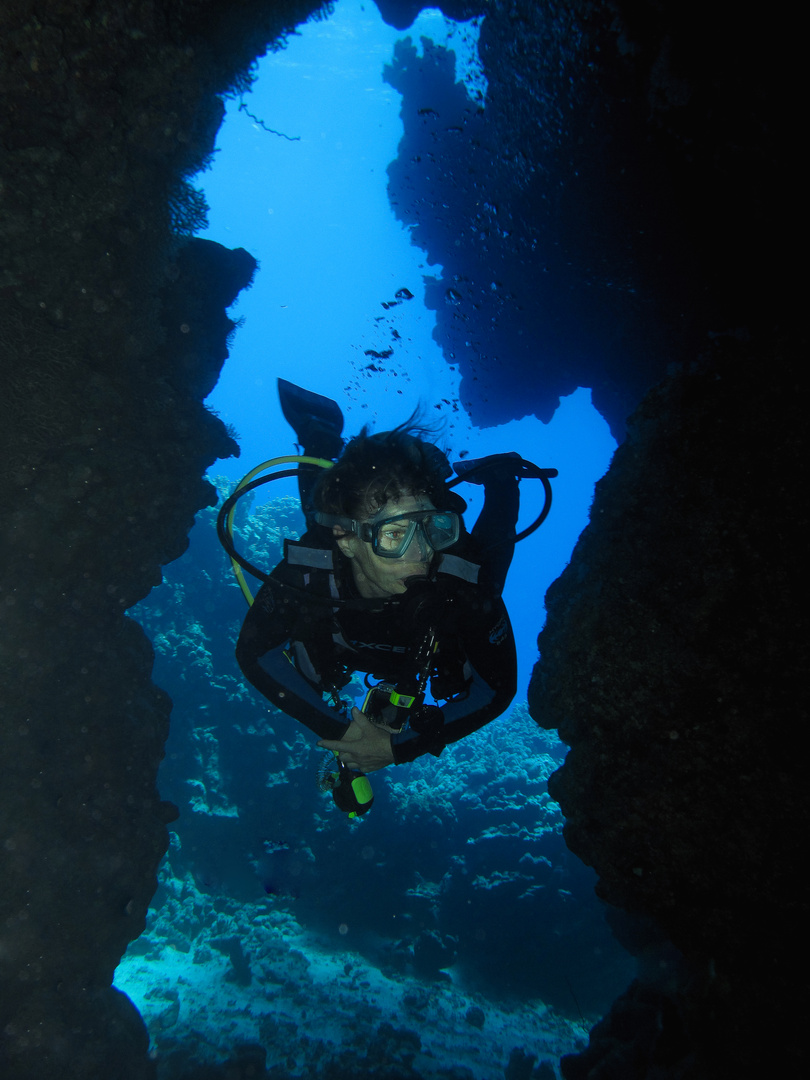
[316,509,460,559]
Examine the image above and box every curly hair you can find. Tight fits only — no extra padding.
[312,422,456,520]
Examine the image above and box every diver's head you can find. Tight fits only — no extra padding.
[329,493,443,598]
[312,424,463,598]
[314,423,455,519]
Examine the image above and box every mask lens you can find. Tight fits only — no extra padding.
[375,519,417,557]
[423,511,459,551]
[372,511,459,558]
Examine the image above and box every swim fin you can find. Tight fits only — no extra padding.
[278,378,344,459]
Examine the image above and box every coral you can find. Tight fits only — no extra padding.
[464,1005,485,1029]
[211,937,252,986]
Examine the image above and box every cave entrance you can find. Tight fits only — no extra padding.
[116,1,629,1074]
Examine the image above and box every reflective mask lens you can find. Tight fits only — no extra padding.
[366,511,460,559]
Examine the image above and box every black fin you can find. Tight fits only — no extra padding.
[278,378,344,458]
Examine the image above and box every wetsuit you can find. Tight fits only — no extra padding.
[236,534,517,764]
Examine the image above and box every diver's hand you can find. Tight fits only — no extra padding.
[318,707,395,773]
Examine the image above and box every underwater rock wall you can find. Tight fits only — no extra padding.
[529,336,808,1075]
[383,0,800,440]
[0,2,323,1078]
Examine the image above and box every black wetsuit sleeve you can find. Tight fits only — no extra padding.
[235,576,348,743]
[390,591,517,764]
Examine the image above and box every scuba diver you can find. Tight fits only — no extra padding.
[220,379,557,817]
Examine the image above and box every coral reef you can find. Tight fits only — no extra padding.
[117,867,586,1078]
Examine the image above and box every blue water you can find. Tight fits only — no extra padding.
[115,2,625,1074]
[199,0,615,695]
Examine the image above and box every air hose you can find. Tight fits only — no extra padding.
[216,455,333,606]
[217,454,557,605]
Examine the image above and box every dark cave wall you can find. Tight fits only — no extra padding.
[0,2,324,1078]
[513,4,805,1074]
[528,337,808,1076]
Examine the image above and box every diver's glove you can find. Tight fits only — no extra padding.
[452,452,541,484]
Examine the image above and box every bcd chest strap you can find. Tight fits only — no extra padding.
[279,537,483,699]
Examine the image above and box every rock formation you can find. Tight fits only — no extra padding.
[1,3,321,1077]
[529,337,807,1076]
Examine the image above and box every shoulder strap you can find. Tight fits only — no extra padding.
[272,538,352,691]
[285,538,336,571]
[437,552,479,584]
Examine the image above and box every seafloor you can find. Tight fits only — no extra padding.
[117,894,585,1078]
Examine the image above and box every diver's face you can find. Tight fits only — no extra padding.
[335,494,435,599]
